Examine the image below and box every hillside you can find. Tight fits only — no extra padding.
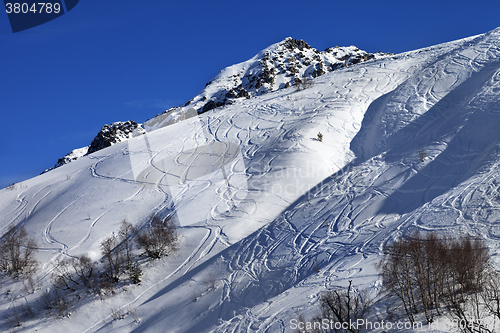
[1,27,500,332]
[46,38,390,172]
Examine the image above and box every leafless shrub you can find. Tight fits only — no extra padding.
[295,281,370,333]
[38,289,55,311]
[36,289,71,317]
[110,307,125,320]
[95,280,115,300]
[136,215,178,259]
[22,275,36,294]
[22,302,34,320]
[53,290,71,317]
[53,259,78,291]
[0,226,38,277]
[127,305,140,323]
[295,75,314,91]
[101,235,125,283]
[4,303,22,327]
[317,132,323,142]
[6,183,17,191]
[204,272,217,291]
[419,148,426,162]
[316,280,369,333]
[73,254,96,288]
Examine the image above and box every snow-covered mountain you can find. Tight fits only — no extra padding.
[2,27,500,333]
[144,38,392,130]
[44,121,146,172]
[46,38,390,171]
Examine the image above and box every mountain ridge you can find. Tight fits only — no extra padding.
[45,37,392,172]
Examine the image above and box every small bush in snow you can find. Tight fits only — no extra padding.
[294,75,314,91]
[52,254,96,291]
[295,280,370,333]
[0,226,38,277]
[136,215,178,259]
[127,305,140,323]
[128,262,142,284]
[110,307,125,320]
[419,148,425,162]
[6,182,17,191]
[36,289,71,317]
[4,303,22,327]
[317,132,323,142]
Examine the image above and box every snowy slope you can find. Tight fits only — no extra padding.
[1,28,500,333]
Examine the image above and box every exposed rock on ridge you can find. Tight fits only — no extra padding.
[87,120,145,154]
[144,37,391,130]
[44,121,145,172]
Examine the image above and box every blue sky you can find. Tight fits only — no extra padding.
[1,0,499,189]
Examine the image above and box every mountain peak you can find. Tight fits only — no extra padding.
[279,37,312,51]
[143,38,392,130]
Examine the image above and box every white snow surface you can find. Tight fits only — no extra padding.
[2,28,500,332]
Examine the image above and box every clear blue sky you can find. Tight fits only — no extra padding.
[1,0,499,189]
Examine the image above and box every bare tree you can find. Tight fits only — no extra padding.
[0,226,38,277]
[482,271,500,320]
[73,254,95,289]
[136,215,178,259]
[100,235,125,283]
[118,219,136,270]
[53,259,78,291]
[52,254,96,292]
[378,236,418,323]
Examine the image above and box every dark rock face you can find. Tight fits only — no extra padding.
[282,38,312,51]
[192,38,391,114]
[202,100,224,113]
[87,121,143,154]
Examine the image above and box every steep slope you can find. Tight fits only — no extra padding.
[1,28,499,333]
